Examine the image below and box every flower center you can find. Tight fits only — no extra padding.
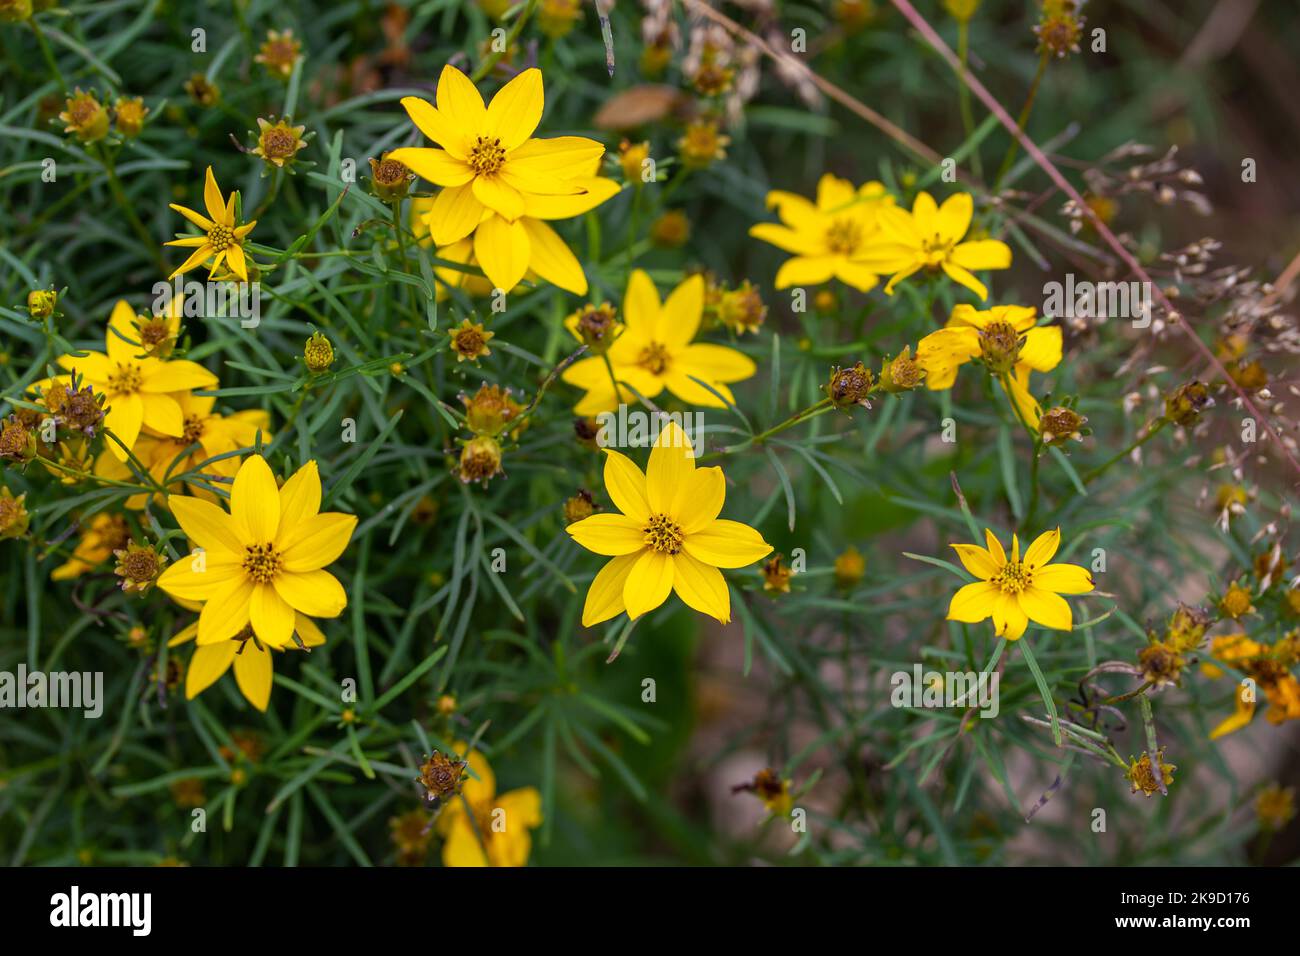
[637,342,671,376]
[977,320,1022,374]
[243,542,282,583]
[107,362,143,394]
[468,135,506,176]
[921,232,954,264]
[994,561,1032,594]
[208,223,236,251]
[825,218,862,256]
[643,513,684,554]
[261,127,298,158]
[182,415,205,444]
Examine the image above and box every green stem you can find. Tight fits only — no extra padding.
[1081,419,1167,485]
[29,18,66,94]
[97,145,166,272]
[994,50,1049,189]
[956,21,981,178]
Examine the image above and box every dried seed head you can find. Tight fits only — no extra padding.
[1038,406,1087,445]
[1126,749,1176,798]
[762,554,792,594]
[369,153,412,202]
[826,362,874,409]
[0,487,29,539]
[417,751,467,803]
[1163,380,1213,426]
[879,346,925,393]
[563,490,597,525]
[114,541,167,594]
[458,435,503,485]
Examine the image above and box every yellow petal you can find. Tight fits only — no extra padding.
[106,300,141,362]
[581,552,640,626]
[1033,563,1094,594]
[947,580,999,623]
[202,166,226,223]
[105,392,144,461]
[278,459,322,533]
[655,274,704,347]
[949,239,1012,271]
[224,243,248,282]
[1019,326,1062,372]
[992,590,1028,640]
[230,454,281,543]
[436,64,487,129]
[170,202,214,232]
[232,643,273,711]
[623,549,674,620]
[442,818,489,867]
[168,495,244,555]
[831,260,880,292]
[815,172,856,211]
[676,343,756,383]
[671,551,731,623]
[140,359,218,392]
[623,269,661,331]
[673,466,725,534]
[294,612,327,647]
[250,581,296,647]
[507,135,605,173]
[157,551,243,600]
[951,543,998,579]
[646,420,695,513]
[682,519,772,569]
[518,217,586,295]
[387,146,474,187]
[749,223,823,257]
[1209,685,1255,739]
[487,67,544,150]
[399,95,467,157]
[197,575,254,645]
[278,512,358,572]
[273,569,347,619]
[567,513,646,556]
[169,242,217,279]
[1018,586,1073,631]
[473,215,530,290]
[662,370,734,408]
[140,391,183,436]
[984,529,1007,566]
[601,449,650,523]
[185,641,237,700]
[520,175,620,220]
[936,191,973,242]
[911,191,939,236]
[774,256,836,289]
[1023,527,1060,567]
[428,182,486,246]
[941,261,988,301]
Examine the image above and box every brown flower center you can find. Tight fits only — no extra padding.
[207,223,236,251]
[468,135,506,176]
[994,561,1032,594]
[643,513,684,554]
[182,415,205,444]
[243,543,282,583]
[825,218,863,256]
[637,342,671,376]
[107,362,143,394]
[261,127,298,158]
[921,232,955,262]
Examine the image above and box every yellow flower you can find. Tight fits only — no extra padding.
[166,166,258,281]
[59,89,109,142]
[156,455,357,649]
[437,749,542,867]
[946,527,1094,640]
[36,300,218,461]
[389,65,613,286]
[566,421,773,625]
[254,28,302,79]
[94,392,272,508]
[113,96,148,138]
[864,191,1011,300]
[678,119,729,169]
[749,175,895,292]
[51,513,131,580]
[561,271,757,415]
[917,304,1061,429]
[251,117,307,168]
[168,601,325,712]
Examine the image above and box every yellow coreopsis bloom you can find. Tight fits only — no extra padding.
[561,270,757,415]
[946,527,1094,640]
[864,191,1011,301]
[567,421,773,625]
[156,455,357,648]
[37,300,218,461]
[391,67,603,239]
[748,174,895,292]
[51,512,131,581]
[95,392,272,508]
[167,166,258,281]
[917,304,1062,429]
[168,599,325,711]
[438,749,542,867]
